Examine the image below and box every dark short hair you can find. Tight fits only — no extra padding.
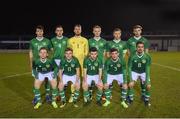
[74,24,82,28]
[110,48,118,53]
[136,41,144,47]
[55,25,63,29]
[36,25,44,31]
[133,25,143,30]
[89,47,98,52]
[65,47,73,52]
[39,47,48,52]
[113,28,121,33]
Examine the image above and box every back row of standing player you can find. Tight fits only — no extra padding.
[29,24,151,109]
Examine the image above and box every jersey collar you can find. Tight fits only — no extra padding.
[66,58,72,63]
[136,51,144,58]
[40,58,47,63]
[94,37,101,41]
[134,36,142,40]
[111,57,119,62]
[36,37,44,41]
[113,39,121,43]
[56,36,63,40]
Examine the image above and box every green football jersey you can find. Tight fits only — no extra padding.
[51,36,68,59]
[29,37,52,60]
[83,57,103,75]
[60,56,80,76]
[127,36,149,55]
[104,57,127,83]
[128,52,151,83]
[88,38,107,62]
[32,58,58,78]
[106,39,127,58]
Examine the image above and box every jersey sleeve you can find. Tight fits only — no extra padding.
[122,59,127,83]
[106,41,110,52]
[99,59,103,69]
[103,60,109,83]
[144,38,149,49]
[145,55,151,84]
[84,38,89,56]
[48,39,53,50]
[32,61,38,78]
[128,56,133,81]
[59,59,64,70]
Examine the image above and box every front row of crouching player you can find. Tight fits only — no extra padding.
[32,41,151,109]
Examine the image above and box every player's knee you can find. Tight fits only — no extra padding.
[104,84,109,89]
[50,79,57,88]
[58,82,64,91]
[122,83,128,89]
[82,82,88,91]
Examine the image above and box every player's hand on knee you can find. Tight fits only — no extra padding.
[128,81,134,88]
[146,84,151,90]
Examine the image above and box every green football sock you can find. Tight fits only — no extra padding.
[34,88,41,103]
[73,90,80,102]
[128,88,134,101]
[121,88,127,101]
[52,88,58,102]
[59,90,66,102]
[104,89,111,101]
[83,90,90,101]
[45,81,51,96]
[145,90,150,101]
[96,90,103,101]
[140,82,146,97]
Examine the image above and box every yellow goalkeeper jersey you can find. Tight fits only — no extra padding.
[68,36,89,68]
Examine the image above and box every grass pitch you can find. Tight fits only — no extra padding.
[0,52,180,118]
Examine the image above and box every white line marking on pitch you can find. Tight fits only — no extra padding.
[0,72,31,80]
[153,63,180,72]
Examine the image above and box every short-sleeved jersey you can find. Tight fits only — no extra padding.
[68,36,89,62]
[88,38,107,62]
[60,56,80,76]
[106,40,127,58]
[127,36,149,55]
[51,36,68,59]
[128,52,151,82]
[83,57,103,75]
[29,37,52,60]
[32,58,58,78]
[104,57,127,83]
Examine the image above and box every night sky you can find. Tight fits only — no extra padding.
[1,0,180,35]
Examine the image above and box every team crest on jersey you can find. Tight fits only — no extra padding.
[46,64,50,68]
[35,43,38,46]
[119,45,122,48]
[63,41,66,44]
[132,42,136,45]
[110,65,113,67]
[43,42,46,46]
[71,64,75,67]
[142,59,146,63]
[88,63,91,66]
[94,63,98,66]
[92,43,95,46]
[134,60,137,63]
[100,43,103,46]
[117,64,121,67]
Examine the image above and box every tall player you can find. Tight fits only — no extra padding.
[127,41,151,106]
[68,24,89,102]
[127,25,149,100]
[29,25,52,104]
[51,25,68,67]
[88,25,106,98]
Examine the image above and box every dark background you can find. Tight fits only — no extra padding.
[0,0,180,35]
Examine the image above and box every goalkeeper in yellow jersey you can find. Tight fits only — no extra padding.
[68,24,89,102]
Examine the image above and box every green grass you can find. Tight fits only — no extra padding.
[0,52,180,118]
